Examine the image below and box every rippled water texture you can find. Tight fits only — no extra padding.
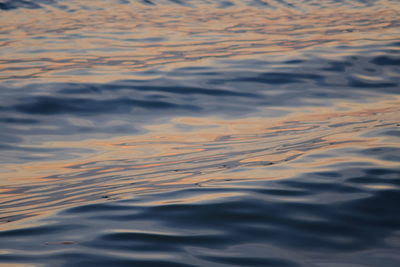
[1,0,400,266]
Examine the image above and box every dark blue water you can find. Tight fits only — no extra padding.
[0,0,400,266]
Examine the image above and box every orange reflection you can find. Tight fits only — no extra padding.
[0,1,399,84]
[1,97,399,229]
[1,0,400,230]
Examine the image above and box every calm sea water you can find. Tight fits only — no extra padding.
[0,0,400,266]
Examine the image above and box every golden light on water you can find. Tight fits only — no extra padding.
[1,96,399,229]
[0,1,399,250]
[1,0,399,84]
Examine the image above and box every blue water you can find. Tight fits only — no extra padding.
[0,0,399,266]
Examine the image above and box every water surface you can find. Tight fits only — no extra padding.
[0,0,400,266]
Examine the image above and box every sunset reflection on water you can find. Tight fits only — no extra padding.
[1,98,399,228]
[1,0,399,84]
[0,1,400,265]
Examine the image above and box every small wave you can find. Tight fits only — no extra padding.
[1,0,400,266]
[1,164,399,266]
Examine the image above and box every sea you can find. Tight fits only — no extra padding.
[0,0,399,266]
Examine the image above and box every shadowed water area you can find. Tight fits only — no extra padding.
[0,0,400,266]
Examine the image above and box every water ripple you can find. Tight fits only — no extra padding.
[1,0,400,266]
